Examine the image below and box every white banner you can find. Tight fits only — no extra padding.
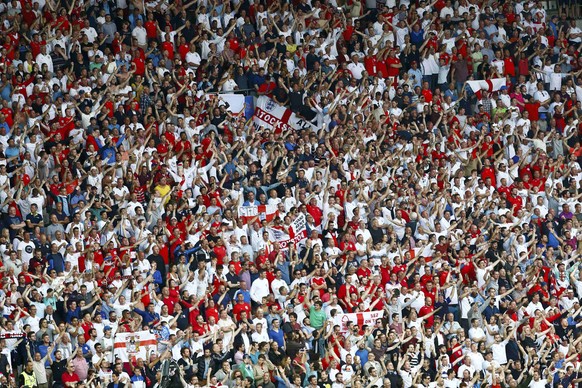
[218,94,245,113]
[114,330,157,362]
[289,114,319,132]
[332,310,384,333]
[205,94,245,113]
[254,97,318,132]
[267,213,308,250]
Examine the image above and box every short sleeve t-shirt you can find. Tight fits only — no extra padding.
[309,305,327,329]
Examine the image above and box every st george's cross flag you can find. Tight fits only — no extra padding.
[267,213,308,250]
[238,204,279,223]
[467,78,506,98]
[333,311,385,333]
[114,331,157,363]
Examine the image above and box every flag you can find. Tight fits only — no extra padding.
[267,213,308,250]
[238,204,279,223]
[114,331,157,363]
[253,96,293,133]
[253,97,318,133]
[332,311,385,333]
[467,78,506,94]
[205,94,245,114]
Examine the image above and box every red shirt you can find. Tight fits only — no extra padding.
[62,372,80,385]
[162,41,175,60]
[232,302,252,321]
[337,283,357,302]
[133,57,145,76]
[30,40,46,58]
[364,56,378,77]
[145,21,158,39]
[504,57,516,76]
[306,204,323,226]
[419,305,435,328]
[213,245,227,266]
[481,166,496,187]
[205,306,219,322]
[81,321,94,341]
[524,102,540,121]
[385,57,401,78]
[310,276,327,297]
[421,88,433,102]
[356,267,371,279]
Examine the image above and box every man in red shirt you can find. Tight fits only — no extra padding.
[337,277,358,308]
[232,293,251,322]
[385,49,402,82]
[61,363,80,386]
[419,297,436,329]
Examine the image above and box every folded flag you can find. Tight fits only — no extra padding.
[467,78,506,93]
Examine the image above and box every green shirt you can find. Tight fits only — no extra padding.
[309,305,326,329]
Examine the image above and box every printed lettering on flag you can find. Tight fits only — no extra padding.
[238,204,279,223]
[253,97,318,132]
[253,96,293,132]
[113,330,157,362]
[333,310,384,333]
[267,213,308,250]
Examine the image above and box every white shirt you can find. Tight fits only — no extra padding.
[250,277,270,304]
[534,90,550,112]
[568,26,582,43]
[491,340,508,364]
[271,278,289,299]
[457,364,475,378]
[36,53,53,73]
[81,27,98,43]
[132,26,147,46]
[185,51,201,68]
[347,62,366,80]
[468,327,486,342]
[17,241,36,265]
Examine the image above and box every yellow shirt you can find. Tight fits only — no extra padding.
[155,184,171,204]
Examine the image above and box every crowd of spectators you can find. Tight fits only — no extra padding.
[0,0,581,387]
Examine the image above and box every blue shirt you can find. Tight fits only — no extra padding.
[5,146,18,159]
[268,328,284,348]
[38,344,53,367]
[66,306,81,323]
[355,348,369,366]
[410,29,424,45]
[134,308,160,326]
[233,289,251,305]
[80,343,91,357]
[48,252,65,273]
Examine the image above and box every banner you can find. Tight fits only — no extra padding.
[238,204,279,223]
[466,78,506,93]
[205,94,245,114]
[114,330,157,362]
[267,213,308,250]
[332,310,384,333]
[254,96,293,132]
[289,114,318,132]
[253,97,318,132]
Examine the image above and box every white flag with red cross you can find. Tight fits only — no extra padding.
[333,310,385,333]
[467,78,507,99]
[238,204,279,223]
